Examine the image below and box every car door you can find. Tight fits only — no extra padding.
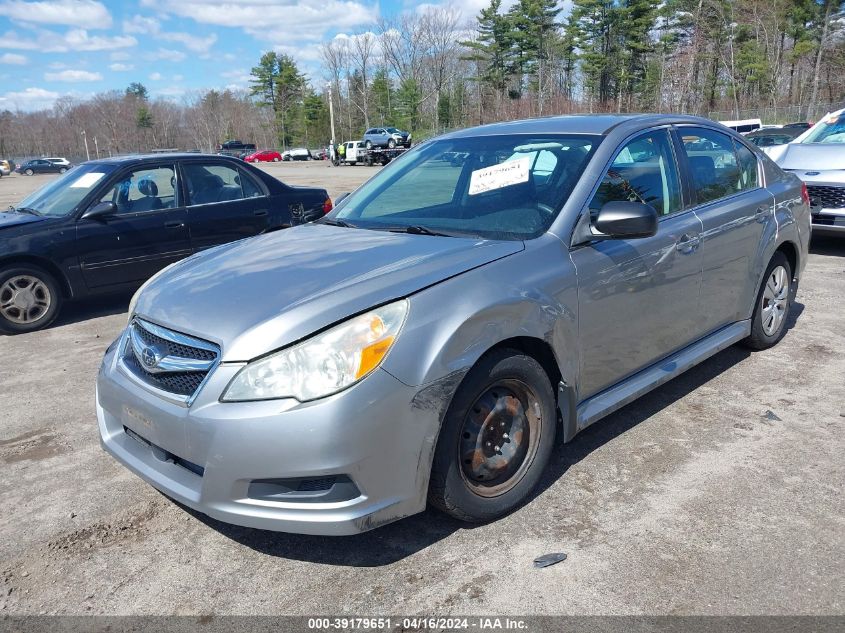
[76,163,191,289]
[181,160,270,252]
[571,128,706,399]
[675,126,774,332]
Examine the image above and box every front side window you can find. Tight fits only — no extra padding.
[332,134,599,240]
[99,165,176,214]
[183,163,251,205]
[589,130,682,217]
[680,128,742,205]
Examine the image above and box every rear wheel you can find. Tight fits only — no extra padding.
[429,349,557,523]
[743,252,793,350]
[0,265,62,334]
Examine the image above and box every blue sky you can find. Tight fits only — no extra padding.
[0,0,495,111]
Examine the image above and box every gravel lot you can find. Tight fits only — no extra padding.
[0,163,843,616]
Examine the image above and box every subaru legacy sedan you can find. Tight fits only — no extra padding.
[0,153,330,333]
[97,115,809,535]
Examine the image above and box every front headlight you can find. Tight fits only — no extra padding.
[221,299,409,402]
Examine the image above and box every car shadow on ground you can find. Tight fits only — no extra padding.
[188,303,805,566]
[52,293,131,328]
[810,235,845,256]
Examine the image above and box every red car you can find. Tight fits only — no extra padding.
[244,150,282,163]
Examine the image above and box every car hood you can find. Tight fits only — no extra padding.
[774,143,845,171]
[0,212,47,230]
[133,223,524,361]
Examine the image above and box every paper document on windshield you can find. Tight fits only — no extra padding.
[468,157,530,195]
[70,172,105,188]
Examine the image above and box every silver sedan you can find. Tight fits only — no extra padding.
[97,114,809,534]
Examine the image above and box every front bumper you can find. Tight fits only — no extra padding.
[96,337,439,535]
[811,208,845,235]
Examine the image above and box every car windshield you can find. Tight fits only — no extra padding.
[332,134,599,240]
[386,128,400,133]
[14,163,116,217]
[800,114,845,144]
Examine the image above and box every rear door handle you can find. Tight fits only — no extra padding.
[676,233,700,253]
[253,209,269,217]
[755,206,771,223]
[164,221,184,229]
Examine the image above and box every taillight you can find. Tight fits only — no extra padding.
[323,197,333,214]
[801,182,810,206]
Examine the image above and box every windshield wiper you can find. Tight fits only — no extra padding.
[387,225,455,237]
[10,206,42,216]
[318,217,357,228]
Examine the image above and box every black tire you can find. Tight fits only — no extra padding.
[59,167,67,173]
[743,252,793,350]
[388,138,396,149]
[429,349,557,523]
[365,140,373,150]
[25,168,34,176]
[0,264,63,334]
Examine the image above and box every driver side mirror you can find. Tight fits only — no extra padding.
[593,201,658,239]
[81,200,116,220]
[335,192,351,206]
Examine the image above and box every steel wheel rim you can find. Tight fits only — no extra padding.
[0,275,52,324]
[458,379,542,498]
[761,265,789,336]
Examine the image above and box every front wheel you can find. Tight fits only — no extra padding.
[273,157,279,162]
[429,350,557,523]
[59,167,67,173]
[0,265,63,334]
[365,140,373,150]
[388,138,396,149]
[743,252,793,350]
[25,169,33,176]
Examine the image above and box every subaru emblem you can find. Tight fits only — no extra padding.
[805,171,820,176]
[141,345,160,368]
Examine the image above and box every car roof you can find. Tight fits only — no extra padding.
[80,152,242,166]
[440,113,722,139]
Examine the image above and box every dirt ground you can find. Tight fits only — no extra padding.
[0,163,843,616]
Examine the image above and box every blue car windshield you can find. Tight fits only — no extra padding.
[16,163,117,217]
[331,134,600,240]
[800,113,845,144]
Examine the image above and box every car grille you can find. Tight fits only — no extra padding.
[807,185,845,209]
[121,319,219,402]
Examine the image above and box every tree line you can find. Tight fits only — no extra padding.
[1,0,843,161]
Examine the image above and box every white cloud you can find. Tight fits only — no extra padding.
[123,14,160,34]
[0,28,136,52]
[45,69,103,82]
[148,48,186,62]
[0,52,27,64]
[140,0,377,47]
[149,72,162,80]
[0,86,61,110]
[158,31,216,54]
[109,63,133,71]
[0,0,112,28]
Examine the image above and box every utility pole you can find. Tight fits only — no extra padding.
[327,83,337,149]
[81,130,90,161]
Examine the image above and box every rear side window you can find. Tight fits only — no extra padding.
[239,169,264,198]
[680,128,743,205]
[733,140,759,191]
[589,130,682,217]
[184,163,248,206]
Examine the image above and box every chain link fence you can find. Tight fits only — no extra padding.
[707,102,843,124]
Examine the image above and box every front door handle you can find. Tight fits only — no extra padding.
[676,233,700,253]
[164,221,184,229]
